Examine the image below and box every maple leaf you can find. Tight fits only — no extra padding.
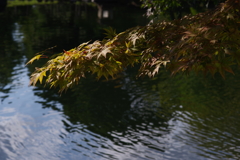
[97,47,113,59]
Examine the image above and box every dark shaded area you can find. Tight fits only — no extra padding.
[0,0,7,12]
[34,76,172,137]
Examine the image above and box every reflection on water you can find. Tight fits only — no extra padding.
[0,1,240,160]
[33,69,240,159]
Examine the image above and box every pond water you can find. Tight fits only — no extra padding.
[0,1,240,160]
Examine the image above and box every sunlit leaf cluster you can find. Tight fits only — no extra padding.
[27,0,240,91]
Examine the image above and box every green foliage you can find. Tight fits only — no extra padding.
[140,0,224,19]
[103,27,117,39]
[27,0,240,92]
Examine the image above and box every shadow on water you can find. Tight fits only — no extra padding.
[33,72,178,159]
[0,0,7,12]
[149,69,240,159]
[172,72,240,159]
